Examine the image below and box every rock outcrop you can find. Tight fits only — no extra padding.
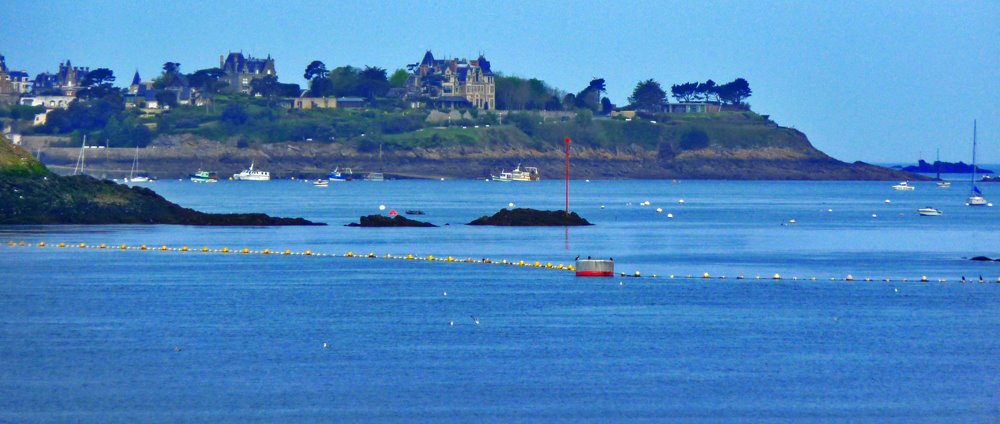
[468,208,592,226]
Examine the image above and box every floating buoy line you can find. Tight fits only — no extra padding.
[3,240,999,284]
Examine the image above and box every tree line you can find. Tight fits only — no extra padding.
[628,78,752,112]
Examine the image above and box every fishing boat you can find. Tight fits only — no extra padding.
[190,170,219,183]
[917,207,943,216]
[233,161,270,181]
[967,121,987,206]
[313,179,329,187]
[492,164,539,182]
[126,145,151,183]
[892,181,915,191]
[327,167,353,182]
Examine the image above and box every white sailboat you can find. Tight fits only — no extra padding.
[967,121,987,206]
[126,144,150,183]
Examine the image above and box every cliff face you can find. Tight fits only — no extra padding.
[22,113,928,181]
[0,137,320,225]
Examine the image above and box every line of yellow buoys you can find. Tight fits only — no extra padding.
[5,240,999,284]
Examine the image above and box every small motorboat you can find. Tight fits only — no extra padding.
[892,181,915,191]
[936,181,951,188]
[918,207,943,216]
[313,180,329,187]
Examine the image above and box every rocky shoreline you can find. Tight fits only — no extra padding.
[23,134,929,181]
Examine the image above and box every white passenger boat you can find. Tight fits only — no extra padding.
[233,161,270,181]
[892,181,915,191]
[492,164,539,182]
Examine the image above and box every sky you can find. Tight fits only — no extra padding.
[2,0,998,163]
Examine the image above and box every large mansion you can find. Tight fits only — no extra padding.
[405,51,495,111]
[220,52,276,95]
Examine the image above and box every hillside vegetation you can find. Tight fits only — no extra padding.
[0,135,319,225]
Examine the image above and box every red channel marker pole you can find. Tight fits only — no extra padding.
[565,137,570,216]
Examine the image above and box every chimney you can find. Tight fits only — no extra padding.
[220,55,224,69]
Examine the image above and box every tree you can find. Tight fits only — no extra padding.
[388,68,409,88]
[221,103,248,126]
[357,66,389,99]
[250,75,280,105]
[680,129,710,150]
[728,77,752,105]
[187,68,226,94]
[574,78,606,112]
[716,78,751,105]
[328,66,360,97]
[277,82,302,97]
[155,62,183,88]
[701,79,718,102]
[78,68,118,100]
[154,91,178,109]
[303,60,329,81]
[628,79,666,112]
[600,97,613,115]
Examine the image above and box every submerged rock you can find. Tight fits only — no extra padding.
[969,256,994,262]
[467,208,592,226]
[347,215,437,227]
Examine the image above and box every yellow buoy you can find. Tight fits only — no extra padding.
[161,245,167,251]
[368,252,375,258]
[59,242,66,248]
[242,248,249,254]
[921,276,928,282]
[305,250,311,256]
[634,271,641,277]
[407,254,413,260]
[79,243,86,248]
[38,242,45,247]
[346,251,354,257]
[429,255,435,261]
[284,249,291,255]
[773,273,781,280]
[222,247,229,253]
[263,249,269,254]
[99,243,106,249]
[181,246,188,252]
[702,272,710,279]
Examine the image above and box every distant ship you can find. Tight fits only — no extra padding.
[233,161,270,181]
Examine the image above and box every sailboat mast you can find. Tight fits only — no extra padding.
[935,148,940,180]
[971,120,977,189]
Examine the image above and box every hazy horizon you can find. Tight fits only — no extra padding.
[2,0,997,164]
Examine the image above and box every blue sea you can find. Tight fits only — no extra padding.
[2,179,999,422]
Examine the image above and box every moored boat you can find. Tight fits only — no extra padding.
[233,161,270,181]
[492,164,539,182]
[327,167,353,182]
[364,172,384,182]
[190,170,219,183]
[313,179,329,187]
[967,121,988,206]
[917,207,943,216]
[892,181,915,191]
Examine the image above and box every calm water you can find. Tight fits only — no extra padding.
[2,179,999,422]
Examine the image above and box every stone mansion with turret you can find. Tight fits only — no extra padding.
[405,51,495,111]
